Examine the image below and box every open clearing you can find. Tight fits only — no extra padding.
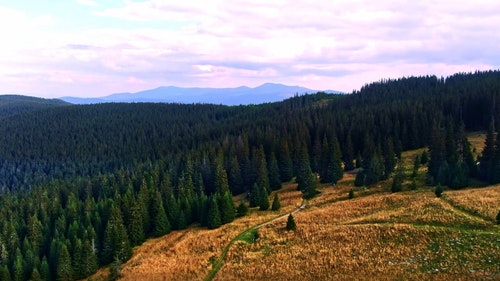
[88,143,500,281]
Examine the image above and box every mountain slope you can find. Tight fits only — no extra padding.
[0,95,70,118]
[61,83,340,105]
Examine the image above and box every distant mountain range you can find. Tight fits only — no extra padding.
[61,83,341,105]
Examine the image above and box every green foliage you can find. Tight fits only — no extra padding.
[435,184,444,198]
[348,189,355,199]
[496,210,500,225]
[236,200,249,217]
[0,71,498,281]
[271,193,281,211]
[207,196,222,230]
[219,191,236,224]
[354,170,365,187]
[286,214,297,231]
[56,245,72,281]
[109,257,122,281]
[259,185,270,211]
[391,160,404,193]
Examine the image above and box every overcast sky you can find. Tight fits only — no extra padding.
[0,0,499,98]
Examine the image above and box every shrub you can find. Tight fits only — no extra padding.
[435,184,444,198]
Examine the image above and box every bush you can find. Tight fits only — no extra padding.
[348,189,354,199]
[435,184,444,198]
[496,210,500,225]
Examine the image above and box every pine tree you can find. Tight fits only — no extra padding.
[286,214,296,231]
[12,248,24,281]
[81,240,98,278]
[259,185,270,211]
[271,193,281,211]
[102,205,132,265]
[207,196,222,229]
[0,265,10,281]
[479,120,497,183]
[56,245,72,281]
[215,155,230,194]
[249,183,260,208]
[268,152,282,191]
[219,191,236,224]
[40,256,50,281]
[331,136,344,184]
[354,170,365,187]
[391,160,404,193]
[278,140,294,182]
[128,201,145,246]
[496,210,500,225]
[236,200,248,217]
[152,193,171,237]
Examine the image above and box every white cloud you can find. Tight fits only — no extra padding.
[1,0,499,97]
[77,0,98,7]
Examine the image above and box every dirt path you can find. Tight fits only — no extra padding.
[204,201,307,281]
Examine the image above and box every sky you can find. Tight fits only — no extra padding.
[0,0,499,98]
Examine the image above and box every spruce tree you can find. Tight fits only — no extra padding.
[391,160,404,193]
[236,200,248,217]
[0,265,10,281]
[152,195,171,237]
[496,210,500,225]
[268,152,282,191]
[249,183,260,208]
[271,193,281,211]
[219,191,236,224]
[56,245,72,281]
[259,185,270,211]
[354,170,365,187]
[128,201,145,246]
[207,196,222,229]
[286,214,296,231]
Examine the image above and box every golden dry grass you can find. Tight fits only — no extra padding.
[443,184,500,221]
[216,185,500,281]
[87,148,499,281]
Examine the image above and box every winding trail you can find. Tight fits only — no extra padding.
[204,201,307,281]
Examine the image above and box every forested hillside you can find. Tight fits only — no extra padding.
[0,71,499,281]
[0,95,69,119]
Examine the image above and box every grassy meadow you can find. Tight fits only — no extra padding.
[87,134,499,281]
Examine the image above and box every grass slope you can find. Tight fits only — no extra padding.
[88,136,499,281]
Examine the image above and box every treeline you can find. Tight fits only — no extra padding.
[0,70,499,280]
[0,165,240,280]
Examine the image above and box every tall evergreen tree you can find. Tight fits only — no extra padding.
[152,192,171,237]
[236,199,248,217]
[207,196,222,229]
[56,245,72,281]
[278,140,294,182]
[259,185,270,211]
[268,152,282,191]
[101,205,132,265]
[219,191,236,224]
[479,120,497,183]
[271,193,281,211]
[286,214,297,231]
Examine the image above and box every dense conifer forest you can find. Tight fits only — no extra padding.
[0,71,499,280]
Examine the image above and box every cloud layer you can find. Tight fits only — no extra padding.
[0,0,499,97]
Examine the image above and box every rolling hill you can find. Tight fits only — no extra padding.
[0,95,70,118]
[0,71,498,281]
